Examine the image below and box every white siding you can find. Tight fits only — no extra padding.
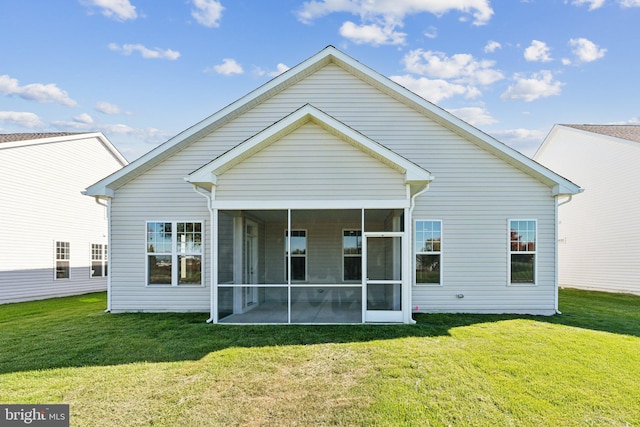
[108,63,559,314]
[216,122,406,201]
[535,126,640,295]
[0,135,125,304]
[410,138,556,314]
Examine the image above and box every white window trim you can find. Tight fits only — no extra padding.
[54,241,70,280]
[342,229,362,283]
[413,219,443,287]
[285,229,307,283]
[90,243,108,278]
[507,219,538,287]
[145,220,205,287]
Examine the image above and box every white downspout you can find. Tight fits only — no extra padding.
[407,183,431,324]
[192,184,215,323]
[553,194,575,314]
[94,196,112,313]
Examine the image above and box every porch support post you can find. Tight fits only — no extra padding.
[287,208,291,324]
[403,206,412,324]
[361,208,366,324]
[212,208,219,323]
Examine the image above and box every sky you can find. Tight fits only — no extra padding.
[1,0,639,161]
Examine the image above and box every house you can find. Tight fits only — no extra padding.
[0,132,128,304]
[85,46,580,324]
[534,124,640,295]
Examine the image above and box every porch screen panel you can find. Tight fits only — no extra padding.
[289,209,363,323]
[218,210,288,324]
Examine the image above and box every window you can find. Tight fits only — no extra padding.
[415,221,441,285]
[285,230,306,281]
[343,230,362,281]
[55,241,70,279]
[146,221,203,286]
[509,220,536,284]
[91,244,108,278]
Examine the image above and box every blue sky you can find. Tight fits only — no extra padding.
[1,0,639,160]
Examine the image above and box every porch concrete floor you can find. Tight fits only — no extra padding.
[218,299,363,324]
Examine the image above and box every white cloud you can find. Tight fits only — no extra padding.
[191,0,224,27]
[52,118,172,145]
[571,0,606,10]
[339,21,406,45]
[424,26,437,39]
[297,0,494,26]
[572,0,640,7]
[500,70,563,102]
[490,128,547,156]
[0,111,44,128]
[207,58,244,76]
[484,40,501,53]
[524,40,552,62]
[568,37,606,62]
[74,113,94,124]
[0,74,77,107]
[254,63,290,78]
[108,43,181,60]
[447,107,498,125]
[96,101,128,115]
[610,116,640,124]
[81,0,138,21]
[402,49,504,86]
[390,74,480,103]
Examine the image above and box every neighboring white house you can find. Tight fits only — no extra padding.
[0,132,128,304]
[534,124,640,295]
[85,46,581,324]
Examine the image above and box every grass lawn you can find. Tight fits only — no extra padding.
[1,289,639,426]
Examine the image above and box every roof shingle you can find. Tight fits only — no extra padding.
[0,132,85,143]
[563,125,640,144]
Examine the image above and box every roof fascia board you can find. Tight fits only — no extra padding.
[533,124,560,160]
[187,104,433,186]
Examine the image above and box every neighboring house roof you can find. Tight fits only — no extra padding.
[561,124,640,144]
[86,45,581,198]
[0,132,128,166]
[0,132,84,143]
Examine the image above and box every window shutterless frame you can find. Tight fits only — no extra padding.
[342,229,362,282]
[284,229,307,282]
[507,219,537,286]
[54,241,70,280]
[413,220,442,286]
[145,220,204,287]
[90,243,108,278]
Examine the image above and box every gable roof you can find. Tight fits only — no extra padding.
[0,132,128,167]
[85,45,581,198]
[562,124,640,144]
[186,104,433,192]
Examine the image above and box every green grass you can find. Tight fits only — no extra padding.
[1,289,639,426]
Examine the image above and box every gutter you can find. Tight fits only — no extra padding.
[92,195,112,313]
[192,184,215,323]
[407,183,431,324]
[553,191,582,314]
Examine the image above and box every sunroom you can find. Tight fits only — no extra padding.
[187,105,433,324]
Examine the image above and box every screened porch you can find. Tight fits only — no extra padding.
[215,208,406,324]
